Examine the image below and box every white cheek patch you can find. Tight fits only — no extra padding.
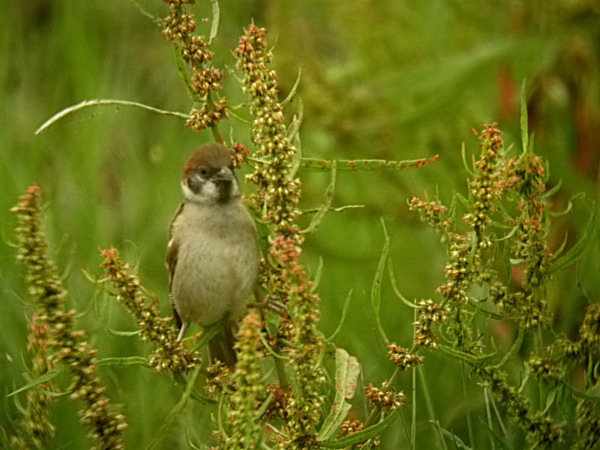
[230,180,240,197]
[202,181,220,200]
[182,179,221,204]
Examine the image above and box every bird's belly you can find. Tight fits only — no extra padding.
[171,233,258,327]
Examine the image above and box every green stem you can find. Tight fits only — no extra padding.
[462,361,475,448]
[411,366,417,450]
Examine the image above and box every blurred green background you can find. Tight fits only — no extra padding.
[1,0,599,448]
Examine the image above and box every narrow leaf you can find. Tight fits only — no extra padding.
[477,416,512,450]
[288,99,304,179]
[282,67,302,105]
[36,99,189,135]
[128,0,158,22]
[438,344,495,365]
[336,348,360,400]
[7,370,59,397]
[209,0,220,43]
[549,209,596,274]
[371,219,390,345]
[326,289,353,341]
[97,356,149,367]
[388,258,419,309]
[320,410,399,448]
[300,155,439,171]
[429,420,471,449]
[147,365,202,449]
[302,160,336,234]
[493,325,524,369]
[461,142,475,176]
[317,348,360,441]
[105,328,142,337]
[520,79,529,154]
[317,403,352,442]
[543,178,562,199]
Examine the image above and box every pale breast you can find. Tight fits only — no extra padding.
[170,202,259,327]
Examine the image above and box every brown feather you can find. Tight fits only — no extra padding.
[166,202,184,330]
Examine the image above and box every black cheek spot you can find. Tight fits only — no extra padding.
[187,176,203,194]
[216,179,233,202]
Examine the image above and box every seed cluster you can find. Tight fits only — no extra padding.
[11,313,55,449]
[509,151,551,290]
[235,23,325,445]
[100,247,201,372]
[386,343,423,370]
[413,299,447,349]
[12,185,127,449]
[363,383,407,412]
[464,125,506,243]
[409,125,565,445]
[475,365,562,446]
[235,23,301,237]
[224,312,266,448]
[162,0,227,134]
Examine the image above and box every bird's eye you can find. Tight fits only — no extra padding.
[198,167,209,177]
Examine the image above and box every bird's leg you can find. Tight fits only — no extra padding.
[248,296,288,316]
[176,322,189,342]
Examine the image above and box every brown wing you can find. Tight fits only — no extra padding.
[166,203,184,329]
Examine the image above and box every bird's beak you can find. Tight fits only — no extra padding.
[212,166,234,182]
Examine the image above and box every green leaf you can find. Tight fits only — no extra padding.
[388,258,419,308]
[429,420,472,449]
[302,160,336,234]
[520,79,529,154]
[128,0,158,22]
[543,178,562,199]
[105,328,142,337]
[317,349,360,441]
[193,319,226,350]
[493,326,524,369]
[549,208,596,274]
[371,219,390,345]
[97,356,149,367]
[7,370,59,397]
[300,155,439,171]
[288,99,304,180]
[326,289,353,341]
[208,0,220,43]
[477,416,511,450]
[282,67,302,105]
[287,97,304,143]
[36,99,189,135]
[438,344,495,365]
[461,142,475,176]
[320,410,399,448]
[542,387,558,414]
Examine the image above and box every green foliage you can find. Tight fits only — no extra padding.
[2,1,599,448]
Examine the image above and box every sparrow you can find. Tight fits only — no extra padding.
[166,142,259,366]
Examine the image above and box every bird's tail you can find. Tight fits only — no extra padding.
[208,326,237,367]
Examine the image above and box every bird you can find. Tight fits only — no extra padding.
[166,142,259,366]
